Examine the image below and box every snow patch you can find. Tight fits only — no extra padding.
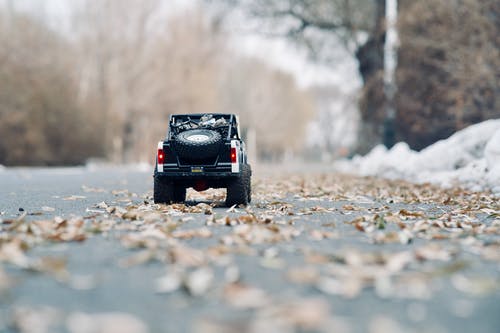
[335,119,500,195]
[0,165,5,172]
[484,129,500,194]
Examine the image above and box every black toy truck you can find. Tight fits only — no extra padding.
[153,113,251,206]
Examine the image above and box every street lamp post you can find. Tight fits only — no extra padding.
[383,0,398,148]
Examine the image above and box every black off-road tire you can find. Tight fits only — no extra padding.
[154,177,173,204]
[247,173,252,203]
[226,164,251,207]
[154,177,185,204]
[173,186,186,202]
[174,129,222,160]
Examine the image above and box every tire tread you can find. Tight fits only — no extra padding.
[226,164,251,207]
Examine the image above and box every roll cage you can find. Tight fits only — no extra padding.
[167,114,241,141]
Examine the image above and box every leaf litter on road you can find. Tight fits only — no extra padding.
[1,172,500,332]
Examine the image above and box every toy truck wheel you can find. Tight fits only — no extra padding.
[247,176,252,203]
[154,177,173,203]
[173,186,186,202]
[174,129,222,160]
[154,177,185,204]
[245,164,252,203]
[226,164,251,207]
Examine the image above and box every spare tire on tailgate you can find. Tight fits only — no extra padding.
[174,129,222,160]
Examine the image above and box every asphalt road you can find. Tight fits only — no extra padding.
[0,166,499,333]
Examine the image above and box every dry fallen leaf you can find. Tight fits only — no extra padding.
[171,227,212,239]
[66,312,149,333]
[452,274,500,296]
[0,265,12,291]
[316,276,363,298]
[12,306,62,333]
[63,195,86,201]
[156,270,182,294]
[224,283,270,308]
[286,266,320,284]
[183,267,214,296]
[415,244,454,261]
[1,170,499,326]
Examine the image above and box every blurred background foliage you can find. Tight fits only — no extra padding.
[0,1,314,165]
[396,0,500,150]
[0,0,498,165]
[218,0,500,153]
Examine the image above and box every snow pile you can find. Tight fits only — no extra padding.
[335,119,500,195]
[0,165,5,172]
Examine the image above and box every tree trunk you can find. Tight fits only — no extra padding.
[354,0,387,154]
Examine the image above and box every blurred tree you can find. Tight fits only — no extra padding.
[219,58,315,161]
[75,2,314,163]
[0,2,317,165]
[309,85,359,159]
[210,0,500,151]
[130,9,225,162]
[74,2,225,163]
[396,0,500,150]
[0,11,103,166]
[207,0,386,153]
[73,0,163,163]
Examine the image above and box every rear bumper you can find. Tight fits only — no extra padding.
[156,171,237,179]
[155,164,239,179]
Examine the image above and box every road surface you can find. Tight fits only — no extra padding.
[0,166,499,333]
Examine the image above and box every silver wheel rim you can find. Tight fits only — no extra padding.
[186,134,210,142]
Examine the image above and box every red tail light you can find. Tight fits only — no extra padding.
[230,147,237,163]
[158,148,164,164]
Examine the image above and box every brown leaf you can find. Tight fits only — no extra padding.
[399,209,425,218]
[224,283,270,308]
[66,312,149,333]
[286,266,320,284]
[183,267,214,296]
